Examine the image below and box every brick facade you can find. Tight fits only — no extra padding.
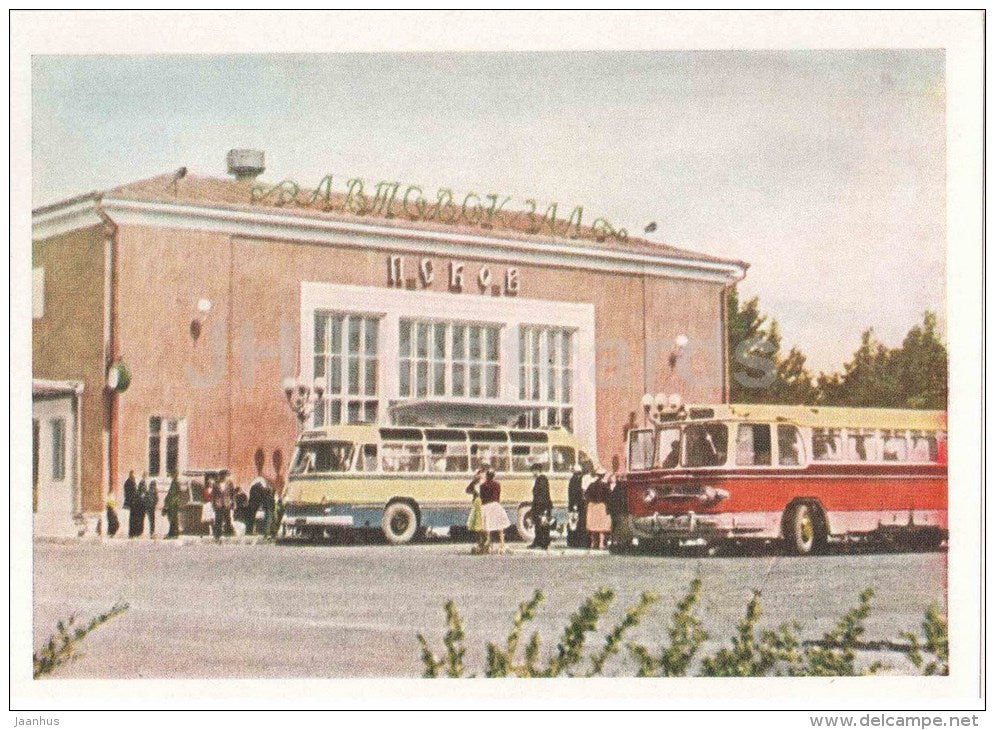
[33,174,746,518]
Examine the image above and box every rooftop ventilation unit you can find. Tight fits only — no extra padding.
[226,148,265,180]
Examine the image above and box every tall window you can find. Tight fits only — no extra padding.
[399,320,500,399]
[314,312,380,425]
[518,326,574,431]
[148,416,184,477]
[50,418,66,481]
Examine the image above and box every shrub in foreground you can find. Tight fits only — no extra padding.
[416,584,947,678]
[33,602,129,678]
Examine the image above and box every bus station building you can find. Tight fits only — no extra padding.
[31,150,748,534]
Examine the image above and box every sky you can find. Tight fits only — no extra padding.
[31,51,946,373]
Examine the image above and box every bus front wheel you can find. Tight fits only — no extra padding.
[382,501,419,545]
[783,501,827,556]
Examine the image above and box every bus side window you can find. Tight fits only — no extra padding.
[427,443,447,472]
[446,443,469,473]
[736,424,771,466]
[552,446,575,473]
[845,430,878,461]
[578,450,595,473]
[909,431,937,462]
[882,430,908,462]
[511,445,530,472]
[777,425,804,466]
[382,442,424,472]
[470,444,509,472]
[812,428,843,461]
[356,444,377,472]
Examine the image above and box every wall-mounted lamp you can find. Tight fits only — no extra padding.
[190,298,212,341]
[668,334,690,369]
[282,375,326,430]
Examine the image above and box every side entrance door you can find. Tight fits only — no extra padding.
[32,395,76,535]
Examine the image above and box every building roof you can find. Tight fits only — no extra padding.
[33,379,85,397]
[34,170,749,283]
[40,171,746,269]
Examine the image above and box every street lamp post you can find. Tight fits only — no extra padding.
[282,376,325,431]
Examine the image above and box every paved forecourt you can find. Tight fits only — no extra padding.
[32,539,946,678]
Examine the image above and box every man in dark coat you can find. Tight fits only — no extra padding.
[124,471,143,538]
[163,472,182,539]
[566,464,588,548]
[144,478,159,537]
[246,475,266,535]
[262,478,277,537]
[528,462,553,549]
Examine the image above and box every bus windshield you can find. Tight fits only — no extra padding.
[291,441,355,474]
[682,422,729,467]
[655,426,681,468]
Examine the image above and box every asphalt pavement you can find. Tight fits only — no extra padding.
[32,538,947,678]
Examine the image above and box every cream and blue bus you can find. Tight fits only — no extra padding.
[280,424,596,544]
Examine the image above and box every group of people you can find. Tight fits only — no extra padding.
[103,469,277,540]
[104,470,183,539]
[566,463,623,550]
[463,460,621,554]
[201,474,278,540]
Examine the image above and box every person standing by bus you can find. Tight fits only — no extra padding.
[210,478,229,540]
[144,478,159,538]
[528,462,553,550]
[607,472,626,541]
[480,467,510,554]
[164,472,181,539]
[465,468,486,554]
[585,469,611,550]
[566,464,588,548]
[124,471,143,538]
[246,472,269,535]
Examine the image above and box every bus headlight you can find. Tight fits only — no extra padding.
[642,487,658,504]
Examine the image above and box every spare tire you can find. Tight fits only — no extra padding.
[516,503,535,543]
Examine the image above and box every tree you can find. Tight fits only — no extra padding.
[894,312,948,410]
[727,287,817,405]
[726,287,946,410]
[817,313,947,409]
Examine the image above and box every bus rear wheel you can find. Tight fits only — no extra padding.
[382,501,419,545]
[783,501,827,556]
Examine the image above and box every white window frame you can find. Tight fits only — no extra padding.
[301,282,597,451]
[313,311,381,426]
[147,415,187,477]
[399,318,500,400]
[518,325,575,431]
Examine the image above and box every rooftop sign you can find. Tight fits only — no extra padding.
[251,175,629,244]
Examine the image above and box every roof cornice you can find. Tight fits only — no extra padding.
[35,195,748,285]
[32,195,104,241]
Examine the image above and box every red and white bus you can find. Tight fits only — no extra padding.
[616,403,947,554]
